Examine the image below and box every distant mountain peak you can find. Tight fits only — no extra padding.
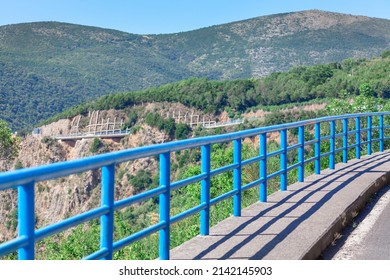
[239,9,371,35]
[1,10,390,130]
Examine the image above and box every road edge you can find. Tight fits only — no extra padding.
[299,169,390,260]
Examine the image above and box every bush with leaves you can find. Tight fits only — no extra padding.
[128,170,153,193]
[89,138,102,154]
[174,123,190,140]
[0,119,20,162]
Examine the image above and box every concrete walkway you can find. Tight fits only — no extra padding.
[170,151,390,260]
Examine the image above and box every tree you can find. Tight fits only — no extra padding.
[381,50,390,59]
[0,119,20,162]
[89,138,102,154]
[174,123,190,140]
[359,83,375,97]
[128,170,152,193]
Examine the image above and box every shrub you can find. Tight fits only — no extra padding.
[14,160,23,170]
[122,111,138,129]
[89,138,102,153]
[0,119,20,161]
[174,123,190,140]
[128,170,153,193]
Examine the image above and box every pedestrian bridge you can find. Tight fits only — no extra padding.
[54,129,130,141]
[1,112,390,260]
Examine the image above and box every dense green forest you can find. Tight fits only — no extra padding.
[2,10,390,131]
[45,52,390,126]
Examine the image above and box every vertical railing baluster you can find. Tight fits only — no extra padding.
[343,118,349,163]
[260,133,267,202]
[18,182,35,260]
[367,115,372,155]
[329,121,336,169]
[315,123,321,174]
[298,126,305,182]
[101,164,115,260]
[280,129,287,191]
[201,144,211,235]
[159,152,171,260]
[380,115,384,152]
[355,117,361,159]
[233,139,242,217]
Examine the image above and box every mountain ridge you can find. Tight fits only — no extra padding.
[1,10,390,130]
[2,9,382,35]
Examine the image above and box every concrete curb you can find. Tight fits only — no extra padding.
[300,170,390,260]
[170,152,390,260]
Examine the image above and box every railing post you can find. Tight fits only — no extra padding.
[233,139,242,217]
[101,164,115,260]
[298,126,305,182]
[201,144,211,235]
[159,152,170,260]
[329,121,336,169]
[18,182,35,260]
[355,117,361,159]
[343,118,349,163]
[315,123,321,174]
[260,133,267,202]
[380,115,384,152]
[367,115,372,155]
[280,129,287,191]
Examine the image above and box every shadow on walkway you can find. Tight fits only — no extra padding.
[170,152,390,260]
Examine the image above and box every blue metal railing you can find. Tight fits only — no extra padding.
[1,112,390,260]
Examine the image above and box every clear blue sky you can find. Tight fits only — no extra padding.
[1,0,390,34]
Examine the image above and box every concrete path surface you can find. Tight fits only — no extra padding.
[170,151,390,260]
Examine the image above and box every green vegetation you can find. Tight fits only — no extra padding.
[381,50,390,59]
[0,119,20,163]
[46,53,390,126]
[127,170,153,193]
[2,10,390,131]
[144,112,190,139]
[40,136,56,146]
[121,111,138,130]
[14,160,23,170]
[174,123,191,140]
[89,138,103,154]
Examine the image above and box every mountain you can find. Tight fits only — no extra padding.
[1,10,390,131]
[45,52,390,126]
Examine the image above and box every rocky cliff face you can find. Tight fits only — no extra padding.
[0,104,191,242]
[0,101,324,243]
[0,133,164,241]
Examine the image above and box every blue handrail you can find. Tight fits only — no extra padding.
[1,112,390,260]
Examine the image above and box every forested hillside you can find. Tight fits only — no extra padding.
[45,52,390,125]
[1,10,390,131]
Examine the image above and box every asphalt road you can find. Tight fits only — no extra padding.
[322,185,390,260]
[355,198,390,259]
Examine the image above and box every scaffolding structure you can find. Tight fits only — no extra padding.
[165,110,217,127]
[85,111,124,134]
[66,111,125,136]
